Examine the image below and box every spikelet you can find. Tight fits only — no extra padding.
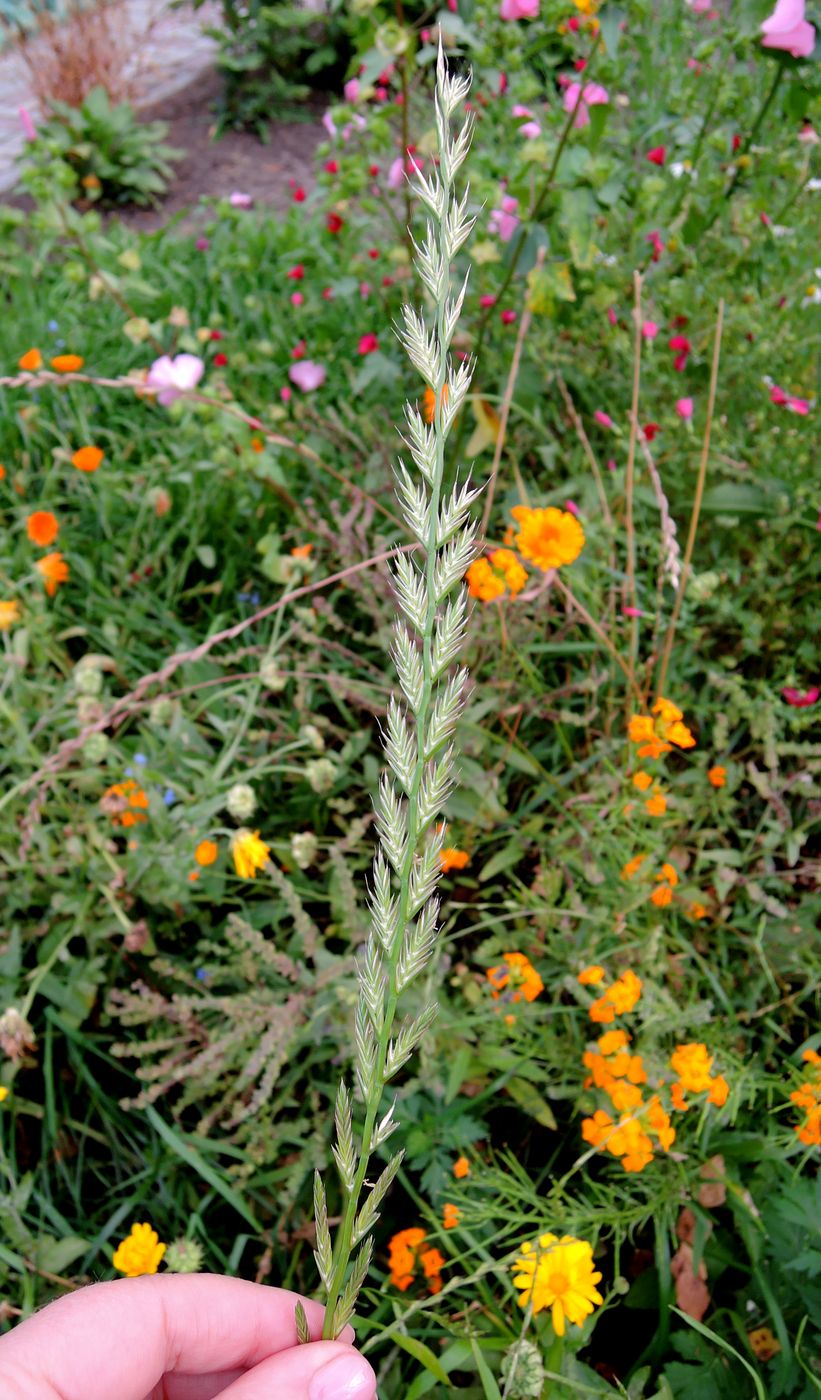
[315,44,477,1339]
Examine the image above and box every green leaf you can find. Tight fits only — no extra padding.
[598,4,625,56]
[505,1076,557,1130]
[393,1332,453,1386]
[144,1106,262,1231]
[670,1309,767,1400]
[470,1338,502,1399]
[196,545,216,569]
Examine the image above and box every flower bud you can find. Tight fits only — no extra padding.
[300,723,325,752]
[306,758,337,795]
[83,732,109,763]
[74,664,103,696]
[260,657,287,692]
[226,781,256,821]
[164,1238,205,1273]
[291,831,319,869]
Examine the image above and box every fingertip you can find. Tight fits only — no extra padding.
[307,1347,376,1400]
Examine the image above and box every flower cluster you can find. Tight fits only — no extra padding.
[466,505,584,603]
[101,778,149,828]
[511,1233,603,1335]
[790,1049,821,1146]
[579,969,728,1173]
[112,1222,166,1277]
[486,952,544,1004]
[627,696,695,762]
[387,1227,444,1294]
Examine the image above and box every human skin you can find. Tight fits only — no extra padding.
[0,1273,377,1400]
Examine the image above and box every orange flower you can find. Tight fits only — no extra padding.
[71,446,104,473]
[512,505,585,571]
[440,847,469,873]
[0,464,5,480]
[577,965,605,986]
[250,437,265,452]
[19,348,42,371]
[651,697,683,724]
[51,354,84,373]
[453,1156,470,1179]
[422,383,449,424]
[666,720,696,749]
[387,1228,444,1293]
[632,771,653,792]
[490,548,527,595]
[35,551,69,596]
[26,511,59,546]
[487,952,544,1003]
[0,600,21,631]
[687,901,708,920]
[290,543,313,558]
[707,1074,729,1107]
[670,1081,689,1112]
[707,765,726,788]
[637,737,673,760]
[466,558,505,602]
[195,839,218,866]
[101,778,149,827]
[589,970,642,1023]
[646,1095,676,1151]
[581,1108,613,1148]
[670,1043,714,1093]
[644,790,667,817]
[627,715,655,744]
[621,852,648,881]
[650,884,673,908]
[597,1029,629,1055]
[443,1203,460,1230]
[658,863,678,887]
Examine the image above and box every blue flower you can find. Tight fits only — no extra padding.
[195,968,210,982]
[162,788,176,806]
[47,319,59,332]
[134,753,148,766]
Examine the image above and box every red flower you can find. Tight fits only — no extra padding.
[367,248,379,259]
[358,333,379,355]
[643,423,661,442]
[732,133,742,152]
[646,146,666,165]
[213,352,228,367]
[669,334,691,372]
[327,212,344,233]
[210,330,224,341]
[382,276,394,287]
[500,310,516,324]
[368,164,380,176]
[293,187,306,202]
[322,288,333,300]
[324,160,338,174]
[291,339,306,360]
[646,230,664,262]
[782,686,819,708]
[286,265,304,280]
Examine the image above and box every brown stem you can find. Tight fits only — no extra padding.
[656,299,724,697]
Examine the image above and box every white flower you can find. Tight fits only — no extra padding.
[805,177,821,192]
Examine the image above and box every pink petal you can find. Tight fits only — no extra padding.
[289,360,326,392]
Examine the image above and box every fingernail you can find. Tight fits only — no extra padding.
[308,1350,375,1400]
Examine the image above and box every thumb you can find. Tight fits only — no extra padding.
[216,1340,376,1400]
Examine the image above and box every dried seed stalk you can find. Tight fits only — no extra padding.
[316,47,477,1339]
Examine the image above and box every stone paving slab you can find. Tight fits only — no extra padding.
[0,0,220,194]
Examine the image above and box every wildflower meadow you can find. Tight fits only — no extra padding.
[0,0,819,1396]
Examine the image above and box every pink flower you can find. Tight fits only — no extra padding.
[322,110,337,138]
[286,265,304,280]
[18,106,36,141]
[289,361,326,392]
[646,146,666,165]
[563,81,609,128]
[607,307,618,326]
[760,0,815,58]
[675,397,694,420]
[344,78,360,102]
[564,500,580,516]
[480,294,496,308]
[195,236,210,251]
[622,606,643,617]
[782,685,819,707]
[291,340,306,360]
[281,386,292,402]
[500,0,539,17]
[290,292,304,306]
[607,459,617,472]
[358,333,379,355]
[500,310,517,324]
[669,334,692,372]
[771,384,788,405]
[229,191,253,208]
[359,282,371,298]
[518,121,541,139]
[642,320,659,340]
[388,157,405,188]
[787,396,810,415]
[689,0,713,11]
[512,104,534,118]
[147,354,205,406]
[646,230,665,262]
[594,410,615,429]
[488,194,519,242]
[322,287,333,300]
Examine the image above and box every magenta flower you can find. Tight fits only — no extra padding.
[322,110,337,138]
[195,236,210,251]
[675,397,694,420]
[646,146,666,165]
[500,310,517,324]
[500,0,539,17]
[512,104,534,118]
[488,194,519,242]
[147,354,205,406]
[622,606,644,617]
[290,292,304,306]
[646,230,665,262]
[607,307,618,326]
[642,320,659,339]
[782,685,819,707]
[669,334,691,372]
[286,265,304,280]
[344,78,360,102]
[786,396,810,415]
[594,410,615,429]
[480,294,496,308]
[518,121,541,139]
[18,106,37,141]
[289,361,326,392]
[565,500,580,516]
[387,157,405,189]
[229,191,253,208]
[760,0,815,58]
[563,81,609,129]
[358,333,379,355]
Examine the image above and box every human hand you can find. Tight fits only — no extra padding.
[0,1273,377,1400]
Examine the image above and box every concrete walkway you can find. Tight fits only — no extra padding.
[0,0,220,194]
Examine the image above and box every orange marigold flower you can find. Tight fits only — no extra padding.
[101,778,150,828]
[645,790,667,817]
[487,951,544,1003]
[387,1228,443,1293]
[707,1074,729,1107]
[489,547,527,595]
[637,737,673,760]
[670,1081,689,1112]
[51,354,84,373]
[707,765,726,788]
[658,862,678,887]
[443,1203,460,1230]
[420,1246,445,1292]
[466,557,506,602]
[627,715,655,744]
[250,437,265,452]
[803,1049,821,1066]
[195,839,218,866]
[453,1156,470,1179]
[687,901,708,920]
[581,1108,613,1147]
[589,996,616,1024]
[621,852,648,881]
[422,383,449,424]
[19,348,42,371]
[0,600,21,630]
[512,505,585,571]
[71,445,104,473]
[291,543,313,558]
[606,970,643,1016]
[666,720,696,749]
[670,1043,714,1093]
[651,696,683,724]
[0,464,5,480]
[650,884,673,908]
[646,1095,676,1151]
[607,1116,654,1172]
[35,550,69,596]
[597,1029,629,1055]
[578,965,605,986]
[607,1080,644,1112]
[26,510,59,546]
[632,771,653,792]
[440,847,469,873]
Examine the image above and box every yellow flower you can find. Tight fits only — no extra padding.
[512,1233,603,1335]
[466,558,506,602]
[577,965,605,986]
[512,506,585,571]
[231,828,270,877]
[112,1222,166,1277]
[0,600,21,631]
[0,1086,8,1103]
[489,548,527,595]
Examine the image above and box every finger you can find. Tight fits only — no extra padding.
[0,1274,347,1400]
[215,1341,376,1400]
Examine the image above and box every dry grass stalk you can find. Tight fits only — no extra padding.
[11,0,141,112]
